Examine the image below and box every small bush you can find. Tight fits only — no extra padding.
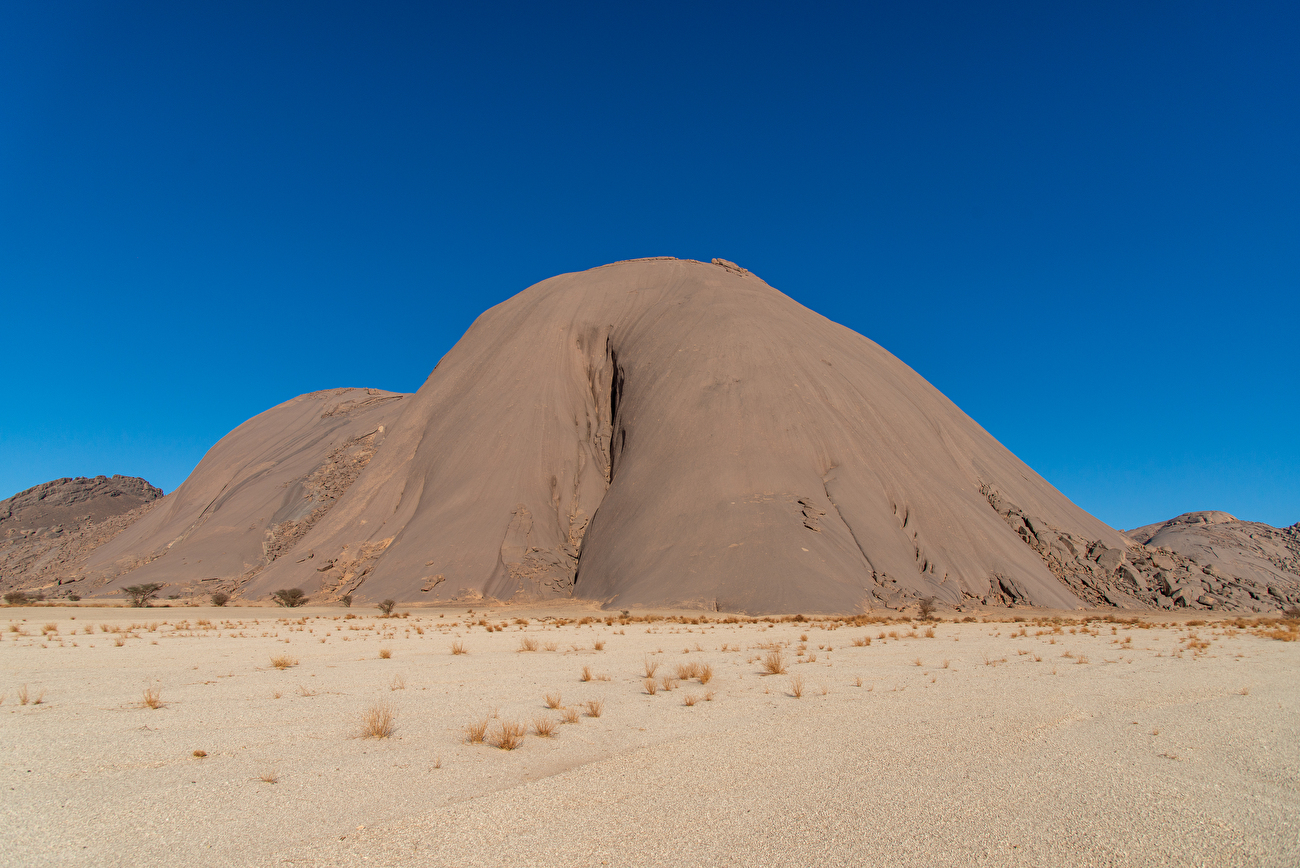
[644,678,658,695]
[379,648,392,659]
[583,699,603,718]
[580,665,593,682]
[451,640,467,655]
[918,597,937,620]
[762,650,787,675]
[789,674,805,698]
[545,692,562,709]
[4,591,29,605]
[360,701,396,738]
[141,687,164,709]
[124,583,164,608]
[464,715,490,743]
[532,716,557,738]
[271,588,307,608]
[210,592,230,607]
[518,636,539,652]
[340,594,353,608]
[643,657,660,678]
[378,599,396,616]
[560,706,580,724]
[192,750,207,758]
[492,720,526,750]
[270,654,298,669]
[67,594,80,602]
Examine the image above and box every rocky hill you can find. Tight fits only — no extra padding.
[0,476,162,597]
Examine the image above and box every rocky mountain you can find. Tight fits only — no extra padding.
[82,388,408,600]
[0,476,163,596]
[11,259,1296,614]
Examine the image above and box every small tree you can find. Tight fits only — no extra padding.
[3,591,29,605]
[210,591,230,607]
[917,597,937,620]
[271,588,307,608]
[378,599,396,616]
[124,583,164,608]
[339,594,353,608]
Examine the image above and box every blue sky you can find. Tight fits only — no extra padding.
[1,1,1297,530]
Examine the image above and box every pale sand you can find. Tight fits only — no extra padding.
[2,605,1296,867]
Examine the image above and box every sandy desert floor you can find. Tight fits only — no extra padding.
[1,604,1297,867]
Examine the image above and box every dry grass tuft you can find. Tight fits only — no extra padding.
[683,693,699,706]
[378,648,392,659]
[560,706,580,724]
[141,686,164,709]
[762,650,787,675]
[259,770,278,784]
[583,699,603,718]
[852,636,871,647]
[644,678,658,695]
[192,750,207,758]
[660,675,678,691]
[389,674,406,691]
[270,654,297,669]
[580,665,593,682]
[492,719,526,750]
[593,640,605,650]
[518,636,539,652]
[464,715,490,743]
[532,716,558,737]
[1238,686,1250,695]
[853,675,864,687]
[698,664,713,684]
[924,627,936,638]
[789,674,805,698]
[643,657,660,678]
[913,657,923,667]
[545,692,563,709]
[451,640,467,655]
[360,700,396,738]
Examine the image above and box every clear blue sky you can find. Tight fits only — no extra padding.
[2,1,1297,531]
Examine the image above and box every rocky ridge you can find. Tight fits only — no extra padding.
[0,476,163,597]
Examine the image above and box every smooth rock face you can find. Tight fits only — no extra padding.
[54,259,1298,614]
[227,257,1122,612]
[82,388,408,597]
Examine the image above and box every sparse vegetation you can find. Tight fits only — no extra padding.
[339,594,352,608]
[259,770,279,784]
[464,715,490,743]
[762,650,787,675]
[518,636,539,652]
[918,597,937,620]
[643,657,660,678]
[532,716,557,737]
[492,720,526,750]
[545,692,562,709]
[210,592,230,607]
[3,591,30,605]
[270,654,298,669]
[271,588,308,608]
[583,699,603,718]
[124,583,164,607]
[451,640,467,655]
[644,678,658,695]
[360,700,396,738]
[580,665,593,681]
[378,599,396,616]
[789,674,805,698]
[560,706,580,724]
[141,687,164,709]
[379,648,392,659]
[192,750,207,758]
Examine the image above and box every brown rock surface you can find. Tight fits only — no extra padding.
[0,475,162,595]
[82,387,408,598]
[228,257,1121,611]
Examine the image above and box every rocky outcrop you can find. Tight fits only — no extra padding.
[982,488,1299,613]
[81,388,408,601]
[0,476,163,596]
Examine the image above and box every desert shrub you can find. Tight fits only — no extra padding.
[360,701,396,738]
[210,592,230,607]
[124,583,164,608]
[4,591,29,605]
[918,597,937,620]
[271,588,307,608]
[378,599,396,616]
[339,594,352,608]
[67,594,80,602]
